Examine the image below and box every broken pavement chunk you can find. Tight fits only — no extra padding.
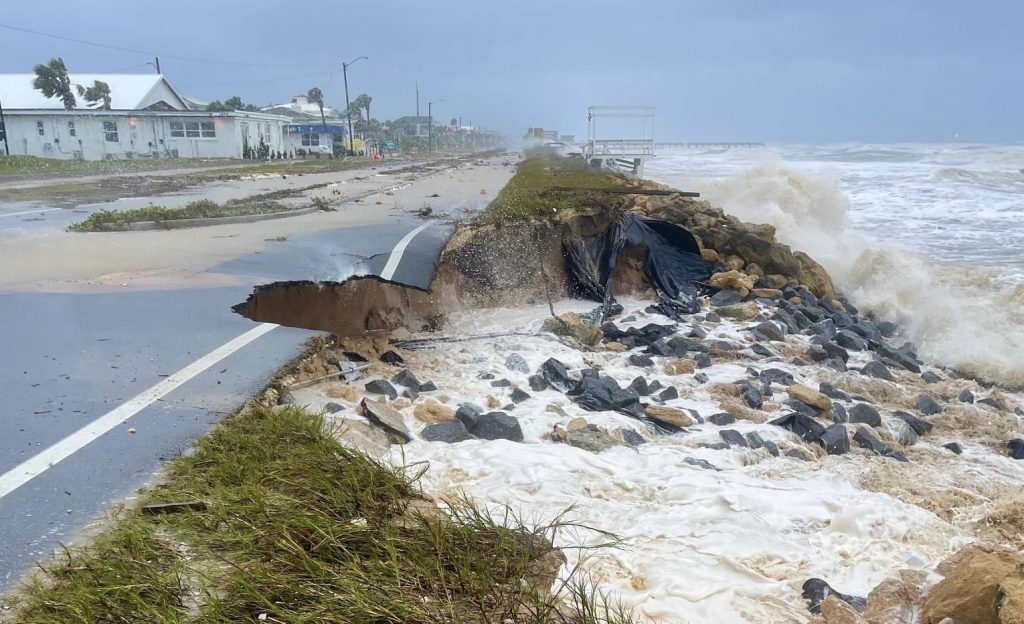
[359,398,412,443]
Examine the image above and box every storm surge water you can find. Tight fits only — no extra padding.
[647,144,1024,387]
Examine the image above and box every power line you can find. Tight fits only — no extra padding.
[0,22,311,69]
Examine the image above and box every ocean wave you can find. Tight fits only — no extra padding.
[657,164,1024,387]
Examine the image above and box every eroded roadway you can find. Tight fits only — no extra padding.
[0,157,508,589]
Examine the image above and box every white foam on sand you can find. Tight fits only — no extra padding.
[369,298,1024,623]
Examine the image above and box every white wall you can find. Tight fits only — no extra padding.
[3,112,288,160]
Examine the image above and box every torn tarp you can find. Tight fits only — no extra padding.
[565,213,711,318]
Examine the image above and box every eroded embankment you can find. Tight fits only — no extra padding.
[233,155,838,335]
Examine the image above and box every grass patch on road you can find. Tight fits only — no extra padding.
[66,198,297,231]
[477,155,624,225]
[0,155,234,177]
[5,405,635,624]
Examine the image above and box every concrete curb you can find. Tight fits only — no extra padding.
[123,206,322,231]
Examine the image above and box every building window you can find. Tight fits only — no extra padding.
[185,121,201,138]
[201,122,215,138]
[36,121,44,136]
[301,133,320,146]
[103,121,119,142]
[68,121,76,137]
[169,121,184,137]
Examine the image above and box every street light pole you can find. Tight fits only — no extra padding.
[342,55,368,155]
[428,98,443,154]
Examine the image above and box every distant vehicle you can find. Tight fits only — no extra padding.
[542,141,571,156]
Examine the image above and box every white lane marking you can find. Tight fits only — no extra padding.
[0,322,278,500]
[0,207,62,218]
[380,222,433,280]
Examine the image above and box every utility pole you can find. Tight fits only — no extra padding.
[154,57,161,74]
[428,98,443,153]
[342,55,368,155]
[0,95,9,156]
[415,81,420,117]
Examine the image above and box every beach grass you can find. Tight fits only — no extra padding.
[6,404,636,624]
[477,155,624,225]
[66,198,296,232]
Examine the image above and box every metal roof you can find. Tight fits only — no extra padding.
[0,73,187,110]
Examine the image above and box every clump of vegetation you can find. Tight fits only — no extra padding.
[8,406,637,623]
[478,155,624,225]
[67,198,290,232]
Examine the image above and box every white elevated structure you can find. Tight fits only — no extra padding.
[582,105,655,178]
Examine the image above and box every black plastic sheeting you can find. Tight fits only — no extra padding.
[565,213,712,319]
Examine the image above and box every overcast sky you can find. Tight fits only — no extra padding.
[2,0,1021,142]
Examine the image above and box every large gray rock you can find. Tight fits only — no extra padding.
[710,289,744,306]
[835,330,868,351]
[754,321,786,342]
[505,353,530,374]
[719,429,748,447]
[820,424,850,455]
[853,426,907,461]
[916,394,943,415]
[893,410,933,436]
[886,417,918,446]
[469,412,524,442]
[861,360,896,381]
[365,379,399,400]
[360,398,412,443]
[391,369,421,389]
[422,420,472,443]
[849,403,881,427]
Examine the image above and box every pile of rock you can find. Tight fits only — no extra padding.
[808,543,1024,624]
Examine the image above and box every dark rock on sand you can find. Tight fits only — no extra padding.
[1009,439,1024,460]
[751,343,775,357]
[478,372,496,380]
[365,379,399,400]
[573,375,645,419]
[958,389,975,404]
[490,378,512,387]
[835,330,868,351]
[403,387,420,401]
[762,439,781,456]
[510,388,531,403]
[647,379,664,393]
[719,429,748,448]
[977,397,1001,410]
[620,429,647,446]
[819,383,851,402]
[849,403,882,427]
[391,368,421,389]
[709,412,736,426]
[688,324,708,339]
[783,399,820,418]
[830,403,848,423]
[744,431,767,449]
[754,321,786,342]
[705,311,721,323]
[360,398,412,443]
[323,402,345,414]
[695,352,713,368]
[759,368,795,386]
[786,448,809,460]
[861,360,896,381]
[694,372,710,384]
[456,403,483,429]
[710,289,744,306]
[658,386,679,401]
[916,394,943,415]
[629,353,655,367]
[820,424,850,455]
[893,410,933,436]
[920,371,942,383]
[742,386,764,409]
[528,374,549,392]
[684,457,721,471]
[470,412,524,442]
[770,412,826,443]
[505,352,530,374]
[380,350,405,365]
[876,320,899,337]
[853,426,908,461]
[943,442,963,455]
[419,381,438,392]
[422,420,472,443]
[823,342,850,363]
[628,376,651,396]
[801,578,867,615]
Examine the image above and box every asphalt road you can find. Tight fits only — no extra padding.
[0,197,464,590]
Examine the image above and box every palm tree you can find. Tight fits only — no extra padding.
[306,87,330,146]
[76,80,112,110]
[32,57,76,109]
[353,93,373,123]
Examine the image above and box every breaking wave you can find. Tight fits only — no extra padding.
[696,165,1024,387]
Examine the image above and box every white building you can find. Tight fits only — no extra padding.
[0,73,291,160]
[261,95,348,155]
